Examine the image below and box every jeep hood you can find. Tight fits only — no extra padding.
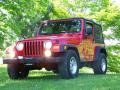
[18,33,82,45]
[19,33,74,41]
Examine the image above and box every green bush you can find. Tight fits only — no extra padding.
[107,45,120,73]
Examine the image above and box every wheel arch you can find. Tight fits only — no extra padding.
[100,48,107,57]
[61,44,80,61]
[94,46,107,61]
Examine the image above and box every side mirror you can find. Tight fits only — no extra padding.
[86,28,92,35]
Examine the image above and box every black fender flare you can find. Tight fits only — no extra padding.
[94,46,107,61]
[60,44,78,52]
[60,44,80,60]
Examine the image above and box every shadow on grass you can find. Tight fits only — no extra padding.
[27,71,119,80]
[0,67,119,81]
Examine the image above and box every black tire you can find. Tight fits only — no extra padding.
[52,68,59,74]
[58,50,79,79]
[52,70,58,74]
[7,64,29,79]
[93,53,107,74]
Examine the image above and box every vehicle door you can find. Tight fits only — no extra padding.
[79,20,95,61]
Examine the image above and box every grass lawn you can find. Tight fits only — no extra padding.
[0,65,120,90]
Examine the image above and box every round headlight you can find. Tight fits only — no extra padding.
[16,42,24,51]
[44,41,52,49]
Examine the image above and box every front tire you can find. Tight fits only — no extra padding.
[93,53,107,74]
[7,64,29,79]
[58,50,79,79]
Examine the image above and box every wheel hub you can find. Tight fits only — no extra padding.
[70,57,77,74]
[101,58,106,72]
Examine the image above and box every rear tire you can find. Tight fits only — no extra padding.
[7,64,29,79]
[52,69,59,74]
[93,53,107,74]
[58,50,79,79]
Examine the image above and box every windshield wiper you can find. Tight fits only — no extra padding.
[40,33,53,35]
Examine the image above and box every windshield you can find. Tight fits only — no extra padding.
[39,19,81,35]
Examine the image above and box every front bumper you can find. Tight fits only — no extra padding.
[3,56,63,64]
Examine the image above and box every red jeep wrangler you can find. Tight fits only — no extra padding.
[3,18,107,79]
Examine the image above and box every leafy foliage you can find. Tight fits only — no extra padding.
[107,45,120,73]
[0,0,120,72]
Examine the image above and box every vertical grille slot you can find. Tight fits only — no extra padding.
[24,40,42,56]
